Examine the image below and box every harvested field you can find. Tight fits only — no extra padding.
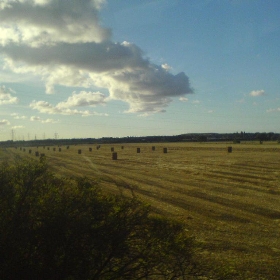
[3,142,280,279]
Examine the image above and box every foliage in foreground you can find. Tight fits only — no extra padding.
[0,156,196,280]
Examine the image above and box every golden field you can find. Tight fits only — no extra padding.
[2,142,280,279]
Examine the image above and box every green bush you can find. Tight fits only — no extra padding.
[0,157,196,279]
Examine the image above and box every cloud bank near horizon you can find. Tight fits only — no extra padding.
[0,0,193,114]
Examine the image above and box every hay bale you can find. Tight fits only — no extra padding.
[29,149,32,154]
[111,147,114,152]
[53,148,56,151]
[228,146,232,153]
[59,148,61,152]
[78,149,82,154]
[35,151,39,157]
[112,152,117,160]
[137,148,140,153]
[152,146,155,151]
[163,148,167,153]
[121,146,124,149]
[89,147,92,152]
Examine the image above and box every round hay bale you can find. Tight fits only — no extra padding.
[152,146,155,151]
[111,147,114,152]
[78,149,82,154]
[112,152,117,160]
[137,148,140,153]
[228,146,232,153]
[29,149,32,154]
[89,147,92,152]
[163,147,167,153]
[35,151,39,157]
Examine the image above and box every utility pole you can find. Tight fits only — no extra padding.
[11,129,14,141]
[54,132,59,140]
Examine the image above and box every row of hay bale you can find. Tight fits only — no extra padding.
[17,145,234,161]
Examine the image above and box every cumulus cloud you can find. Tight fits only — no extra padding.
[56,91,106,109]
[0,0,110,46]
[30,115,59,123]
[0,85,18,105]
[11,113,27,119]
[0,119,10,126]
[30,116,41,121]
[30,100,108,116]
[41,118,59,123]
[0,0,193,113]
[179,97,188,102]
[12,125,24,129]
[250,90,265,97]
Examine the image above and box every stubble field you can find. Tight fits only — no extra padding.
[2,142,280,279]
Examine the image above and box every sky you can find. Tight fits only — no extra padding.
[0,0,280,141]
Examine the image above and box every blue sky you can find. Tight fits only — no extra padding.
[0,0,279,141]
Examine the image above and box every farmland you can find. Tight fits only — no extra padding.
[2,142,280,279]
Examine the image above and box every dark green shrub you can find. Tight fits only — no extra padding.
[0,157,196,279]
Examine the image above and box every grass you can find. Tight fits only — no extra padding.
[3,141,280,279]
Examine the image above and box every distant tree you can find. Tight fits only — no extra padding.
[197,135,207,142]
[0,157,197,280]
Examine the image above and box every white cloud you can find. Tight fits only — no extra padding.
[0,119,10,126]
[0,85,18,104]
[179,97,188,102]
[41,118,59,123]
[161,63,172,71]
[56,91,106,109]
[208,110,214,113]
[249,90,265,97]
[12,125,24,129]
[30,116,41,121]
[30,100,108,116]
[0,0,193,113]
[30,115,59,123]
[11,113,27,119]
